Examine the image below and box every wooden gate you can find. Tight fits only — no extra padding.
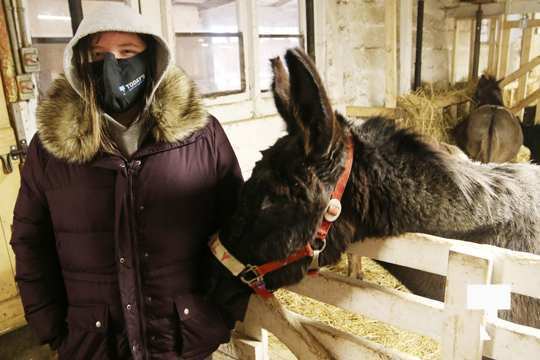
[219,234,540,359]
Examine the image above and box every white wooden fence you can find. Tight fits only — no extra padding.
[218,233,540,360]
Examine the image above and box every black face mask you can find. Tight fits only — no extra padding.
[91,51,148,113]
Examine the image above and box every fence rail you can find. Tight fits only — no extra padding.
[219,233,540,359]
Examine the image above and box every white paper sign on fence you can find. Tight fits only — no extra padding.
[467,284,511,342]
[467,284,511,311]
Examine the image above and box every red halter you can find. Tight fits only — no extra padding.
[210,136,355,298]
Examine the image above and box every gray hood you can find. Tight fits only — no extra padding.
[63,2,172,99]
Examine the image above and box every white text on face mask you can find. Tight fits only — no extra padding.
[119,74,146,94]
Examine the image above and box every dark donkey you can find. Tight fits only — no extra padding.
[454,74,523,163]
[521,114,540,164]
[209,49,540,329]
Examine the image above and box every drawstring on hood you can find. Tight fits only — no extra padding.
[37,3,208,163]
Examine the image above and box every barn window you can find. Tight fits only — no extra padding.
[172,1,245,96]
[28,0,128,97]
[171,0,306,98]
[257,0,303,91]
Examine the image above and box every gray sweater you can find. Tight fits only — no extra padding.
[104,113,150,158]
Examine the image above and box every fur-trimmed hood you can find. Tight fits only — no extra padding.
[37,67,208,163]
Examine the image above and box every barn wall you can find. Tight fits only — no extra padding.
[322,0,452,107]
[221,0,453,179]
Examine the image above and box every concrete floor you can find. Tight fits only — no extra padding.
[0,326,55,360]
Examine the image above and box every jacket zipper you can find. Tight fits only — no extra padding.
[127,160,148,359]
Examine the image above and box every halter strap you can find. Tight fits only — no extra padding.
[209,135,355,297]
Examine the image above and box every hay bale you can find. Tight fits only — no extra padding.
[516,145,531,163]
[395,83,475,145]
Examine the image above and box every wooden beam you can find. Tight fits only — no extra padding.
[289,272,446,341]
[431,93,471,108]
[242,296,332,360]
[346,106,399,119]
[487,17,498,74]
[303,321,422,360]
[67,0,83,34]
[492,15,505,75]
[399,0,413,95]
[516,17,534,104]
[441,249,490,359]
[446,1,540,18]
[350,233,540,299]
[511,88,540,114]
[504,19,540,29]
[413,0,425,90]
[468,18,476,80]
[497,25,510,78]
[500,55,540,87]
[471,6,483,79]
[484,318,540,360]
[385,0,398,107]
[451,19,459,83]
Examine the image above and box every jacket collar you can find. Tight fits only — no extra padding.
[36,67,208,163]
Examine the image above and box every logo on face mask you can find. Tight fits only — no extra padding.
[92,51,148,113]
[119,74,146,95]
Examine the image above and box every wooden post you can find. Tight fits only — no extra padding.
[399,0,413,95]
[243,296,332,360]
[67,0,83,34]
[487,18,498,74]
[472,5,483,79]
[497,24,510,78]
[413,0,424,90]
[451,19,459,83]
[516,15,534,105]
[468,19,476,80]
[493,15,504,76]
[385,0,398,107]
[441,247,492,360]
[306,0,315,61]
[497,0,511,77]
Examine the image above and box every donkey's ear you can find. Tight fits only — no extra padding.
[270,57,297,134]
[285,47,336,156]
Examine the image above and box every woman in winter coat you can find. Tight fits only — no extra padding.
[10,3,250,359]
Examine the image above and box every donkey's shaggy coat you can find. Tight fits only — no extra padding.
[210,49,540,328]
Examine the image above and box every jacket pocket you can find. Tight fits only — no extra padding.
[174,294,230,359]
[58,304,110,360]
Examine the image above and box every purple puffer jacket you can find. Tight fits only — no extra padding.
[10,67,250,360]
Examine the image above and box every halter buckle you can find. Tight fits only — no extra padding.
[239,265,264,286]
[324,198,342,222]
[308,238,327,273]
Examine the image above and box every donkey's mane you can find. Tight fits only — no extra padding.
[480,73,498,83]
[352,117,528,209]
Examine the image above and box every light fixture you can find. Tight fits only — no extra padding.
[37,14,71,22]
